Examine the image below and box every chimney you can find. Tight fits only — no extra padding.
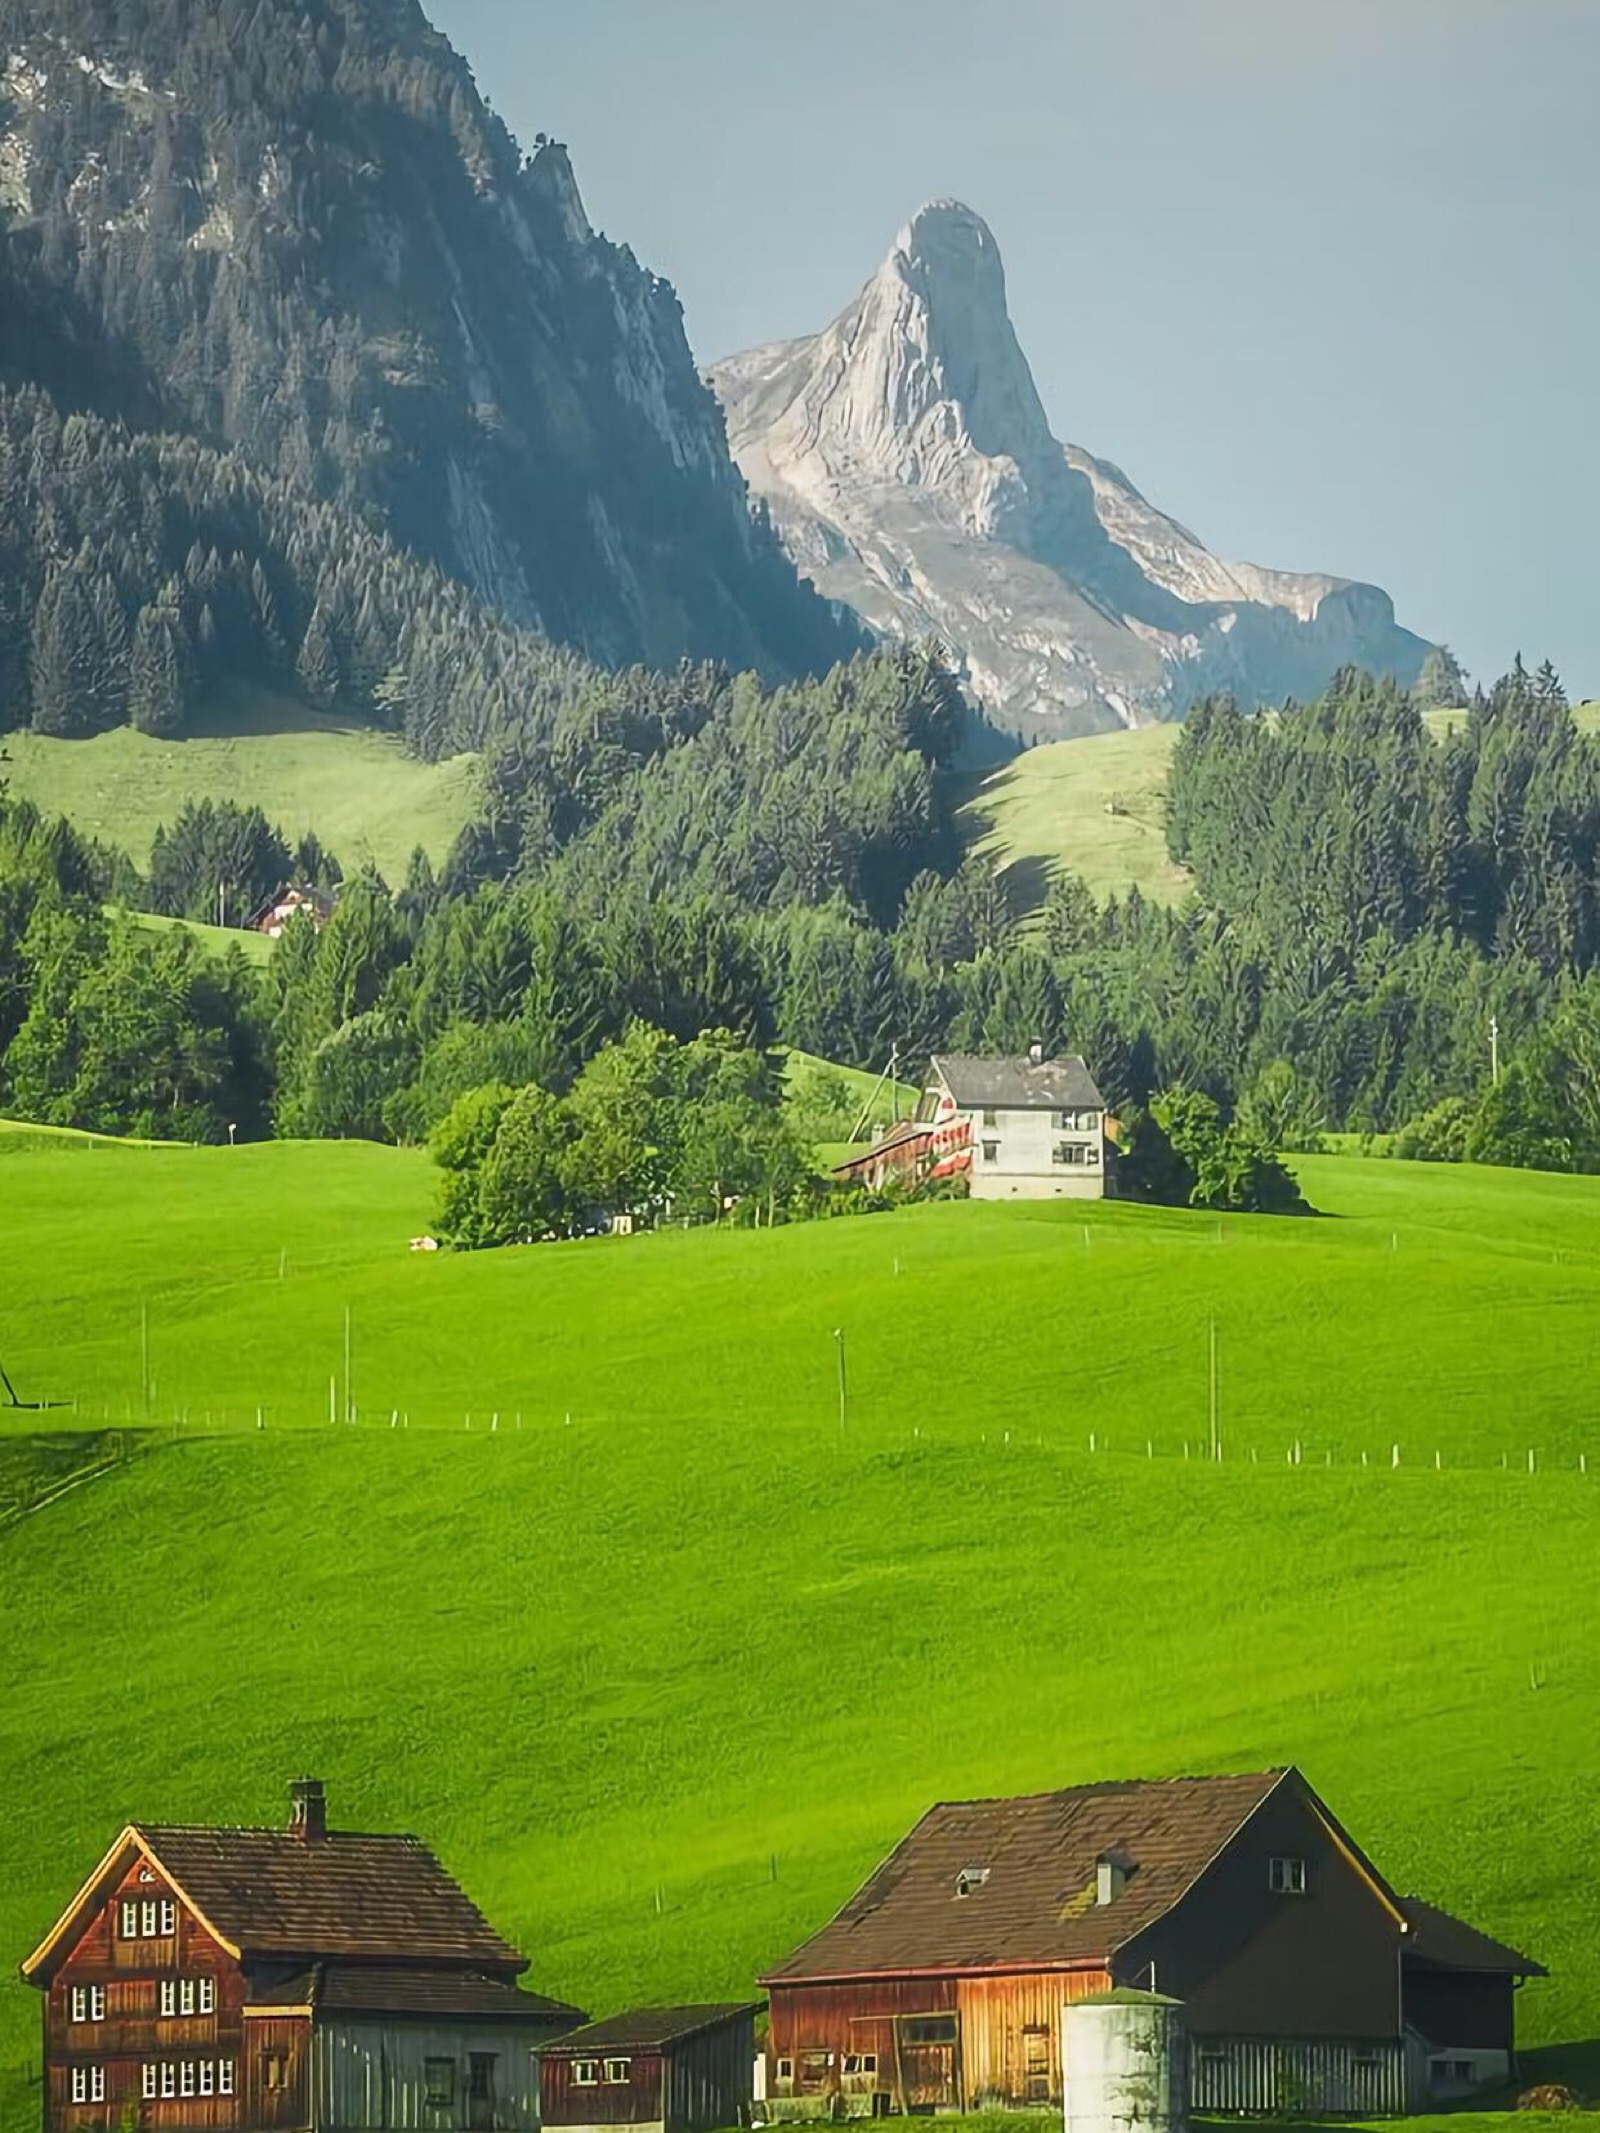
[1028,1039,1044,1066]
[1096,1848,1131,1906]
[288,1777,327,1842]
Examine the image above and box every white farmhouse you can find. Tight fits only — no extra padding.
[925,1047,1108,1199]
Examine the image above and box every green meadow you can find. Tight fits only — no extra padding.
[2,1141,1599,2126]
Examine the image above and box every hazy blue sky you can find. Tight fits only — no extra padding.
[433,0,1597,692]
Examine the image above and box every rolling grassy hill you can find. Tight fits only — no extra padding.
[2,1139,1600,2123]
[2,687,479,882]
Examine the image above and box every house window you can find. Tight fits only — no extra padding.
[955,1866,989,1897]
[142,2065,158,2101]
[423,2058,456,2108]
[843,2054,879,2076]
[180,2061,197,2097]
[982,1141,999,1164]
[573,2061,599,2087]
[70,1986,88,2023]
[776,2059,794,2082]
[604,2058,631,2083]
[982,1109,998,1128]
[1268,1856,1307,1895]
[119,1900,139,1939]
[199,2062,215,2097]
[140,1899,158,1937]
[179,1979,197,2016]
[797,2052,832,2092]
[161,2063,176,2098]
[160,1899,177,1935]
[469,2055,498,2104]
[199,1977,215,2014]
[901,2017,957,2047]
[264,2054,288,2092]
[160,1981,177,2018]
[219,2061,235,2096]
[1087,1143,1100,1165]
[71,2068,89,2104]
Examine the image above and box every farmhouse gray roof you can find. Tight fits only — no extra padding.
[542,2004,762,2053]
[248,1964,587,2024]
[931,1054,1105,1111]
[1399,1898,1546,1977]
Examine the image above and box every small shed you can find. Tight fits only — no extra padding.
[541,2004,761,2133]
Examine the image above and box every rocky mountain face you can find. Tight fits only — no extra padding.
[0,0,850,678]
[710,202,1430,739]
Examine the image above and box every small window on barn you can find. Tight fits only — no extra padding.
[1452,2061,1473,2082]
[1268,1856,1307,1896]
[955,1866,989,1897]
[843,2053,878,2076]
[574,2060,600,2086]
[605,2058,631,2084]
[140,1899,158,1937]
[264,2054,287,2092]
[90,1986,105,2022]
[219,2061,235,2097]
[179,1979,196,2016]
[199,2062,215,2097]
[71,2068,89,2105]
[902,2017,957,2047]
[142,2065,158,2102]
[70,1986,88,2023]
[161,2063,177,2099]
[423,2058,456,2108]
[982,1109,998,1128]
[180,2061,196,2098]
[776,2059,794,2082]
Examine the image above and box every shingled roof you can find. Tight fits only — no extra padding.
[542,2005,762,2054]
[761,1771,1288,1982]
[1399,1898,1546,1977]
[248,1964,587,2024]
[23,1805,528,1983]
[930,1055,1105,1112]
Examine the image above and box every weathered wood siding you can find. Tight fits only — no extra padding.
[312,2018,543,2131]
[542,2051,664,2127]
[956,1968,1113,2107]
[769,1978,960,2110]
[1403,1968,1517,2054]
[242,2013,312,2130]
[43,1854,244,2131]
[1189,2036,1408,2115]
[665,2014,757,2133]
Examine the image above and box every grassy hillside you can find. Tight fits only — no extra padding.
[2,687,479,881]
[2,1141,1599,2121]
[958,725,1185,915]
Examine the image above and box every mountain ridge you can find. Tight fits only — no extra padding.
[710,201,1431,738]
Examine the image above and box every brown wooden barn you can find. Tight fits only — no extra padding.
[760,1768,1543,2118]
[21,1778,586,2132]
[540,2006,760,2133]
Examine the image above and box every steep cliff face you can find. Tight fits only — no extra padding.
[711,202,1430,737]
[0,0,849,677]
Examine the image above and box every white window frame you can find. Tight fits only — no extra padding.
[71,2068,89,2104]
[161,2062,177,2098]
[776,2058,794,2082]
[160,1899,177,1935]
[179,1978,196,2016]
[605,2058,631,2084]
[219,2060,236,2096]
[119,1900,139,1939]
[1269,1855,1308,1895]
[180,2060,197,2097]
[140,1898,157,1937]
[199,2060,215,2096]
[574,2060,599,2087]
[160,1980,177,2018]
[91,1986,105,2022]
[143,2064,158,2101]
[91,2068,105,2103]
[199,1976,216,2015]
[70,1986,88,2024]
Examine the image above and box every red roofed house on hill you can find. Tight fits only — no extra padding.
[760,1768,1542,2118]
[21,1778,585,2132]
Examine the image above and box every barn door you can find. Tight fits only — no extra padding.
[895,2015,960,2110]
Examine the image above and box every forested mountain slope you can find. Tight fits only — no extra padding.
[0,0,850,678]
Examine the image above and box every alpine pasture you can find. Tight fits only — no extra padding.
[3,1139,1600,2124]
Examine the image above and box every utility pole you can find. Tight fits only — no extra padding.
[140,1302,149,1421]
[343,1306,352,1425]
[1209,1319,1220,1462]
[834,1328,848,1433]
[1490,1014,1500,1086]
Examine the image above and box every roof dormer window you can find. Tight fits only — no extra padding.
[955,1866,990,1898]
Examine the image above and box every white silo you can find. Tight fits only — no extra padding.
[1062,1991,1189,2133]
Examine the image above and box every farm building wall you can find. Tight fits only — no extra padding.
[956,1970,1114,2107]
[541,2050,665,2129]
[242,2012,313,2130]
[1189,2035,1408,2116]
[41,1851,246,2133]
[311,2017,544,2130]
[1403,1969,1517,2055]
[665,2013,757,2132]
[1121,1778,1403,2043]
[960,1106,1105,1201]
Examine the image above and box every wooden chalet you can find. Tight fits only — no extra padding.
[760,1768,1543,2119]
[247,884,335,939]
[540,2006,760,2133]
[22,1778,586,2133]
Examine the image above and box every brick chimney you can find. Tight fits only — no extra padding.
[288,1777,327,1842]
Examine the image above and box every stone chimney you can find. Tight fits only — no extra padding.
[288,1777,327,1842]
[1028,1039,1045,1066]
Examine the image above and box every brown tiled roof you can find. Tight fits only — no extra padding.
[762,1772,1286,1982]
[1400,1898,1546,1977]
[543,2006,762,2054]
[138,1827,526,1969]
[832,1121,934,1175]
[249,1964,587,2024]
